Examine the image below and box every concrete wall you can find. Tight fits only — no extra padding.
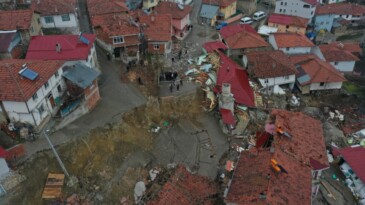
[275,0,316,21]
[84,80,101,111]
[314,14,335,31]
[329,61,356,73]
[258,74,296,87]
[41,13,78,30]
[279,46,312,55]
[310,81,342,91]
[147,41,172,55]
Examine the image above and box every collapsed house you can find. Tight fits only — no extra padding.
[224,109,329,204]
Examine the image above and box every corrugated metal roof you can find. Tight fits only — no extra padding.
[200,4,219,19]
[63,63,100,89]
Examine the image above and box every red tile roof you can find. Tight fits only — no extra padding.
[219,24,256,39]
[272,33,314,48]
[31,0,77,16]
[216,52,255,107]
[246,50,297,78]
[0,9,35,30]
[316,3,365,16]
[268,14,308,28]
[147,165,218,205]
[154,2,192,20]
[220,25,269,50]
[331,42,362,54]
[335,146,365,183]
[0,60,65,101]
[139,14,172,42]
[91,13,140,46]
[225,149,312,205]
[319,44,359,62]
[86,0,128,17]
[290,54,346,84]
[303,0,318,6]
[202,0,236,7]
[271,109,330,169]
[203,41,228,53]
[26,34,96,61]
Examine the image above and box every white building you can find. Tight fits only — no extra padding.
[275,0,316,21]
[269,33,315,55]
[31,0,79,34]
[0,60,67,126]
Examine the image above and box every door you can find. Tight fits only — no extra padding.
[48,93,55,108]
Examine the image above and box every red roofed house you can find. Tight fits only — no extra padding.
[216,51,255,107]
[226,110,329,204]
[268,13,308,35]
[0,60,67,127]
[244,50,297,90]
[269,33,315,55]
[0,9,42,44]
[289,54,346,94]
[154,2,192,40]
[319,42,360,73]
[202,41,228,53]
[147,165,219,205]
[91,13,140,63]
[332,146,365,204]
[219,24,270,58]
[31,0,79,34]
[86,0,128,17]
[139,14,172,55]
[26,34,99,70]
[202,0,236,21]
[316,3,365,22]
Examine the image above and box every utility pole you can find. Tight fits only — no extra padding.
[44,131,70,178]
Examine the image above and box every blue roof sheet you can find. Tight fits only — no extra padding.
[200,4,219,19]
[63,63,100,89]
[297,75,311,85]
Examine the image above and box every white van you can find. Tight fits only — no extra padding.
[240,17,253,24]
[253,11,266,21]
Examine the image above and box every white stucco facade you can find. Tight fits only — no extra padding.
[258,74,296,88]
[1,66,66,126]
[275,0,316,21]
[327,0,346,3]
[310,81,342,91]
[41,13,79,33]
[279,47,312,55]
[329,61,356,73]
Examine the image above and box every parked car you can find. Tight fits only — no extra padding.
[253,11,266,21]
[216,21,228,30]
[240,17,253,24]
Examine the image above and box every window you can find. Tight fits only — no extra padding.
[54,71,59,78]
[281,2,283,5]
[286,47,290,51]
[279,9,282,12]
[264,79,269,84]
[57,84,62,93]
[283,9,286,13]
[32,93,38,101]
[44,16,54,23]
[334,62,338,65]
[346,15,349,18]
[61,14,70,22]
[38,104,45,115]
[286,25,289,29]
[150,0,154,3]
[284,2,287,5]
[44,81,49,89]
[311,11,314,15]
[153,44,160,50]
[320,82,325,86]
[326,22,329,25]
[284,76,289,80]
[113,36,124,44]
[37,18,40,24]
[30,26,34,33]
[320,22,324,25]
[303,4,310,8]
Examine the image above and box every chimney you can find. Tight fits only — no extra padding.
[56,43,61,53]
[151,15,155,22]
[119,21,121,26]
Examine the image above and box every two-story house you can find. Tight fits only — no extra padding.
[319,43,359,73]
[202,0,236,22]
[275,0,317,22]
[0,60,67,127]
[139,14,173,55]
[91,13,140,63]
[314,3,365,31]
[269,33,315,55]
[244,50,297,90]
[219,24,270,58]
[154,2,192,40]
[31,0,79,34]
[0,9,42,44]
[289,54,346,94]
[268,13,308,35]
[25,33,99,70]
